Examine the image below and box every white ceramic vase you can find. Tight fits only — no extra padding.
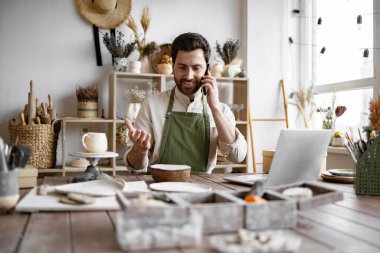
[128,60,142,73]
[113,57,127,72]
[139,56,154,73]
[211,64,224,78]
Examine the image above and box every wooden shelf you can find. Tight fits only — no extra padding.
[56,72,249,176]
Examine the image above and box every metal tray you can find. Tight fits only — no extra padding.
[224,190,297,230]
[267,181,344,210]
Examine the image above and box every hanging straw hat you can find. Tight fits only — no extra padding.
[76,0,132,29]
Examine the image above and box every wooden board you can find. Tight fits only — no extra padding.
[15,188,120,212]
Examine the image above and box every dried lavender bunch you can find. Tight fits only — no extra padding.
[103,31,137,58]
[76,84,98,102]
[215,39,241,65]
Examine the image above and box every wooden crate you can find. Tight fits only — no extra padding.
[18,167,38,188]
[169,191,244,234]
[224,190,297,230]
[267,181,343,210]
[115,192,202,251]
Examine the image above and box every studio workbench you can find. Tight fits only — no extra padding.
[1,174,380,253]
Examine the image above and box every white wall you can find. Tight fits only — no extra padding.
[0,0,286,170]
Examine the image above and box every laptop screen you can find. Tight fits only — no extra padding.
[265,129,331,187]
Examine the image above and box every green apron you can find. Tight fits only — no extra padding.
[157,88,210,173]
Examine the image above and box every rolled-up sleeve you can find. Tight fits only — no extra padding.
[218,128,247,163]
[123,100,153,173]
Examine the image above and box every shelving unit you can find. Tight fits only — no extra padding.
[56,71,249,176]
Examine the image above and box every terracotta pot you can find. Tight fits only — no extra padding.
[156,64,172,75]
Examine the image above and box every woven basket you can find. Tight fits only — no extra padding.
[355,136,380,195]
[8,120,61,169]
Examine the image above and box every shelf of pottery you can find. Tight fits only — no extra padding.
[59,72,249,176]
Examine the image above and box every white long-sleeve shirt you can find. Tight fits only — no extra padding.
[124,87,247,173]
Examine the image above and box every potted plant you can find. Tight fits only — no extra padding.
[103,31,137,72]
[76,84,98,118]
[126,6,160,73]
[156,55,173,75]
[215,38,242,77]
[332,131,345,147]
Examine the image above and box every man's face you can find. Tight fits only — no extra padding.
[173,49,207,97]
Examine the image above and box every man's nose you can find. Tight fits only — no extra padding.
[184,68,194,79]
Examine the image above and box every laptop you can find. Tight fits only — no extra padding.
[224,129,332,188]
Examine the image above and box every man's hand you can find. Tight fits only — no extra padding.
[201,74,219,110]
[124,118,151,152]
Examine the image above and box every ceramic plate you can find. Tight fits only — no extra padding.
[328,168,355,177]
[150,164,191,171]
[149,182,212,193]
[321,171,354,184]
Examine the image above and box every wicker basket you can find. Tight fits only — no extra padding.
[355,136,380,195]
[8,120,61,169]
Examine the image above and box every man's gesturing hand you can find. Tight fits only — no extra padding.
[124,118,151,152]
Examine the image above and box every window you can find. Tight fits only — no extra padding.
[302,0,376,132]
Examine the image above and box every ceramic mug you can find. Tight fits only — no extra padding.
[81,132,108,153]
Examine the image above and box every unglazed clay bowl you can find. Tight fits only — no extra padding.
[150,164,191,182]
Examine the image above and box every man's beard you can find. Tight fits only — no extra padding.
[174,76,202,96]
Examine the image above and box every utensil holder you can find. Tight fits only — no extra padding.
[355,136,380,195]
[0,170,19,212]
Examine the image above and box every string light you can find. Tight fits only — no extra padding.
[363,48,369,65]
[320,47,326,54]
[317,17,322,25]
[357,15,362,30]
[292,9,300,14]
[288,37,293,44]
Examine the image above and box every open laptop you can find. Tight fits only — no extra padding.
[224,129,332,188]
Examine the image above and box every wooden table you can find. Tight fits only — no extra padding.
[1,174,380,253]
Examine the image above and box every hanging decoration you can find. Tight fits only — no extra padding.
[75,0,132,66]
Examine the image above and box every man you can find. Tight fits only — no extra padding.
[124,32,247,173]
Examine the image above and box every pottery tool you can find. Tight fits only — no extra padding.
[0,138,8,172]
[40,103,51,124]
[27,80,36,125]
[35,116,41,124]
[19,112,26,126]
[47,94,57,121]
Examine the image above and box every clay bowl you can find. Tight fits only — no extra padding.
[150,164,191,182]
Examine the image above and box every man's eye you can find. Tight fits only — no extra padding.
[193,67,201,71]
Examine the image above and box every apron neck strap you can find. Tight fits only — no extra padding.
[167,88,208,114]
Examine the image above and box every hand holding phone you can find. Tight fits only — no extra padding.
[202,63,210,96]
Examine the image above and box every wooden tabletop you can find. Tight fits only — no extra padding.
[1,174,380,253]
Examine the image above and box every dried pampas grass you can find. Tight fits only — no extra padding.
[369,95,380,130]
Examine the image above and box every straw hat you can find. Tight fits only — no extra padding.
[76,0,132,29]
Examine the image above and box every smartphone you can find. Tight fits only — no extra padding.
[202,63,210,96]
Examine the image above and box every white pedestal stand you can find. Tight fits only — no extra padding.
[69,152,118,182]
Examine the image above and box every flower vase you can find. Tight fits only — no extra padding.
[126,103,141,122]
[139,56,154,73]
[322,121,334,146]
[113,58,127,72]
[128,60,142,73]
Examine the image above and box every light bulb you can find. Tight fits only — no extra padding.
[357,15,362,30]
[363,49,369,65]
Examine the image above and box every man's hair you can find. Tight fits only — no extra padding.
[171,32,211,64]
